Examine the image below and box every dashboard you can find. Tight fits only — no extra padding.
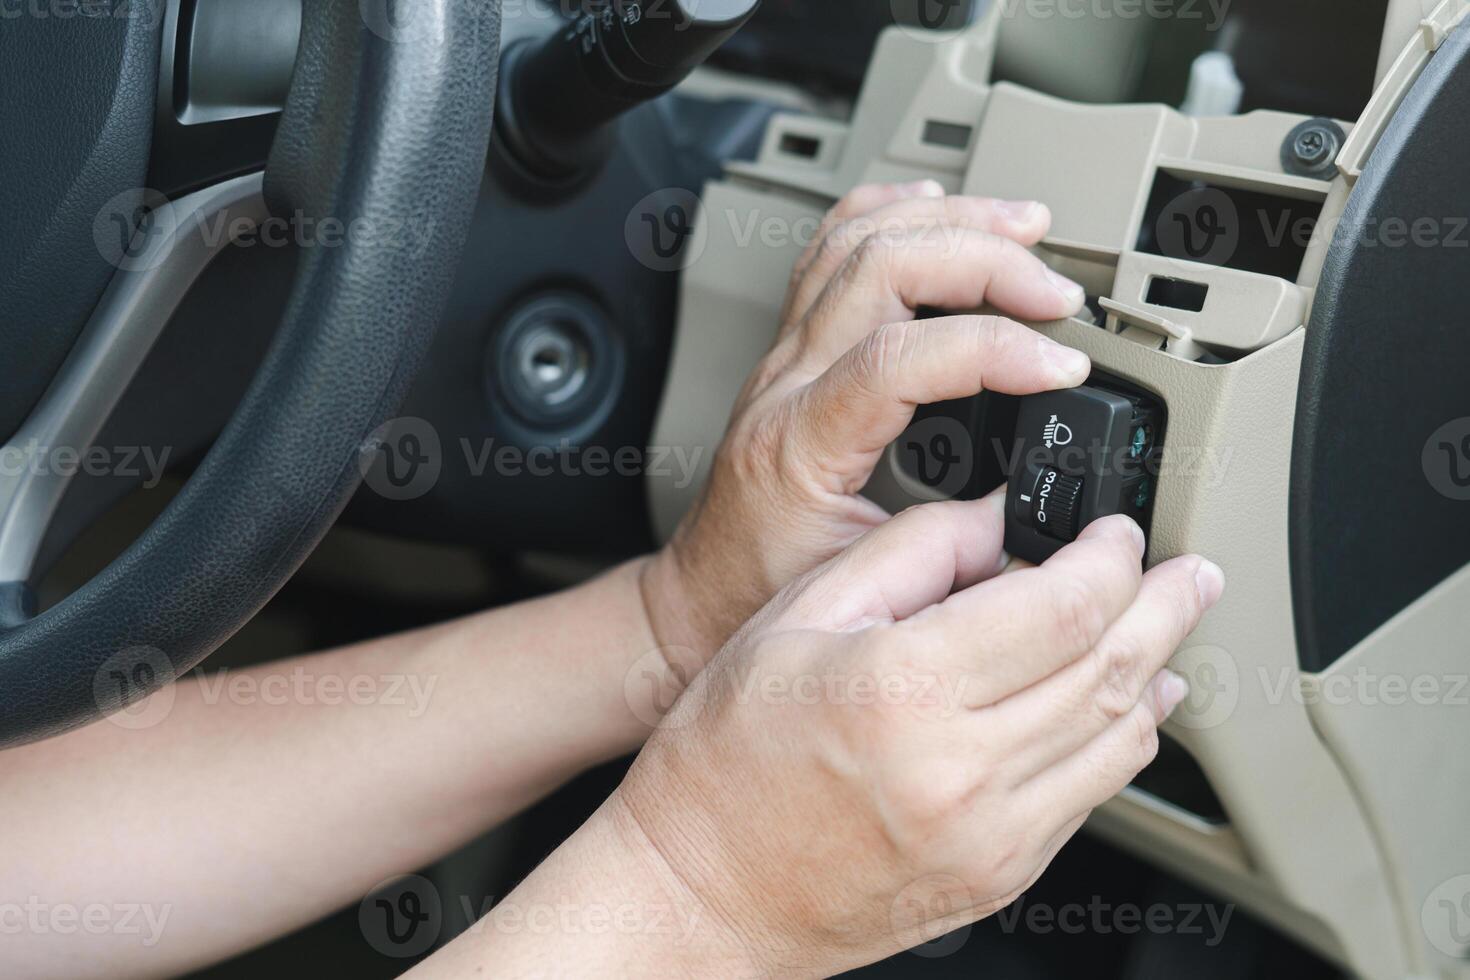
[649,3,1470,979]
[32,2,1470,978]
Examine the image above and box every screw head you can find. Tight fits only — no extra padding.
[1282,118,1345,176]
[1294,128,1330,166]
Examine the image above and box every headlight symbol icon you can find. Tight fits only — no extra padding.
[1043,415,1073,449]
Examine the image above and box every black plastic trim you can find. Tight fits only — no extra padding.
[1290,28,1470,671]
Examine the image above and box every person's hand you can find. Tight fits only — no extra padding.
[613,500,1224,975]
[641,180,1092,682]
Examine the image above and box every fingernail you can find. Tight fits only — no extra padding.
[1084,514,1143,552]
[996,199,1041,222]
[1045,267,1086,307]
[1040,338,1090,381]
[1195,559,1226,609]
[1115,515,1146,554]
[902,179,946,199]
[1159,670,1190,716]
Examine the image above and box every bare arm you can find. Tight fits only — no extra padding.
[413,506,1220,978]
[0,559,664,978]
[1,183,1095,978]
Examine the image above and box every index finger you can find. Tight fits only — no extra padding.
[901,515,1147,706]
[781,181,947,324]
[789,315,1089,475]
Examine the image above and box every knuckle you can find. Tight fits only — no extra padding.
[883,758,971,838]
[851,232,894,277]
[1093,514,1144,554]
[814,220,858,269]
[967,314,1024,364]
[889,500,956,542]
[725,411,787,485]
[786,259,811,297]
[968,837,1029,893]
[968,313,1008,344]
[1130,706,1162,766]
[744,347,792,395]
[853,320,914,391]
[989,231,1035,264]
[897,222,932,251]
[1090,641,1141,722]
[1171,566,1205,635]
[771,414,817,485]
[836,183,885,217]
[1159,596,1194,657]
[1046,575,1110,655]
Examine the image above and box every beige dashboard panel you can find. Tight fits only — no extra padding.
[965,86,1192,253]
[1309,562,1470,978]
[649,7,1470,978]
[992,0,1158,104]
[651,187,1408,980]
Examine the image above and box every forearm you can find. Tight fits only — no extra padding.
[0,558,665,978]
[405,794,763,979]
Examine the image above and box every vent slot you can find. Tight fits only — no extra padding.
[921,120,973,149]
[778,133,822,159]
[1145,276,1209,312]
[1135,170,1324,282]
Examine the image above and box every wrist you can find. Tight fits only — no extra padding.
[446,795,773,977]
[639,540,724,678]
[595,791,790,976]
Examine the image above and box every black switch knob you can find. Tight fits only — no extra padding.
[497,0,761,180]
[1030,467,1084,542]
[1003,382,1164,564]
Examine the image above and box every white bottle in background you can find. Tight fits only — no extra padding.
[1180,50,1244,116]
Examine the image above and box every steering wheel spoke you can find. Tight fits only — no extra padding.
[0,0,503,746]
[0,174,268,591]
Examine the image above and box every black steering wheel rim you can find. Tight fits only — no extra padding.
[0,0,503,747]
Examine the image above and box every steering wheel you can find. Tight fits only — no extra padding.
[0,0,502,746]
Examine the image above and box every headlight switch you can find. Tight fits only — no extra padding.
[1004,380,1165,564]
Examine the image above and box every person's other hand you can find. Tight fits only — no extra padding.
[642,180,1091,684]
[615,501,1224,974]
